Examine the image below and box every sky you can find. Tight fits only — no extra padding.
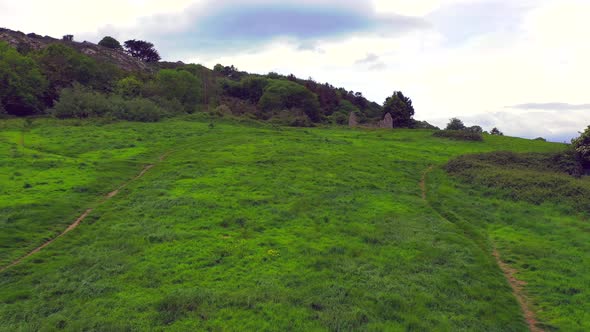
[1,0,589,141]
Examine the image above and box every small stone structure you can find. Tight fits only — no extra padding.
[348,112,358,127]
[378,113,393,128]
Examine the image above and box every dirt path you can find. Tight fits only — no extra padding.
[420,166,542,332]
[420,165,433,201]
[493,250,543,332]
[0,152,170,273]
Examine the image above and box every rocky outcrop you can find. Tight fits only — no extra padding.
[0,28,150,72]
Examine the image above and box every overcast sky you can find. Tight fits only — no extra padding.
[2,0,589,141]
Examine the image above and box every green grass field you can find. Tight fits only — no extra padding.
[0,116,586,331]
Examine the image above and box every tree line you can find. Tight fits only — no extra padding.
[0,35,426,128]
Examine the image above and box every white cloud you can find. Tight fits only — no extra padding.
[372,0,463,16]
[0,0,196,37]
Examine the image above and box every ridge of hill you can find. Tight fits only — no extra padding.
[0,27,434,129]
[0,27,149,72]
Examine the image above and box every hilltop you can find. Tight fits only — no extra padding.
[0,28,149,72]
[0,27,441,130]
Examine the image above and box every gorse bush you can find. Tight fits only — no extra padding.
[51,85,167,122]
[433,130,483,141]
[446,151,590,211]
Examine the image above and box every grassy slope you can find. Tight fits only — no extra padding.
[428,164,590,331]
[0,117,581,331]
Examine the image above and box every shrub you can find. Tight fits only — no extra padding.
[258,79,321,122]
[222,76,269,103]
[116,76,143,98]
[35,44,121,104]
[270,109,315,127]
[111,97,166,122]
[143,69,202,112]
[490,127,504,136]
[412,120,440,130]
[445,118,466,131]
[445,151,589,210]
[466,125,483,134]
[98,36,122,50]
[0,42,48,115]
[51,84,167,122]
[572,126,590,168]
[433,130,483,141]
[329,100,361,125]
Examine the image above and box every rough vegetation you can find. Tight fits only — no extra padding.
[0,27,588,331]
[433,130,484,141]
[2,117,585,331]
[0,28,430,128]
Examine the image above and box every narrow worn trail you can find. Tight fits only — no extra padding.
[0,152,170,273]
[493,250,543,332]
[419,166,433,201]
[419,166,542,332]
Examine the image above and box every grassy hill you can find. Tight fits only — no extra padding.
[1,117,586,331]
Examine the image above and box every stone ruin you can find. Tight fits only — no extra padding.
[348,112,358,127]
[378,113,393,128]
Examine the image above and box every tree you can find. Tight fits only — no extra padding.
[0,42,47,115]
[213,64,224,72]
[466,125,483,134]
[124,39,161,62]
[572,126,590,167]
[383,91,414,127]
[258,79,321,122]
[490,127,504,136]
[222,76,269,103]
[116,76,143,98]
[446,118,466,131]
[98,36,122,50]
[35,44,120,105]
[143,69,201,111]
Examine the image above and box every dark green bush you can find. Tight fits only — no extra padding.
[35,44,121,104]
[222,76,269,103]
[142,69,202,113]
[445,151,589,211]
[269,109,315,127]
[258,79,321,122]
[51,85,167,122]
[98,36,122,50]
[0,42,48,115]
[433,130,483,141]
[445,118,466,131]
[572,126,590,168]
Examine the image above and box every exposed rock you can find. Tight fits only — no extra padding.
[378,112,393,128]
[348,112,358,127]
[0,27,151,73]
